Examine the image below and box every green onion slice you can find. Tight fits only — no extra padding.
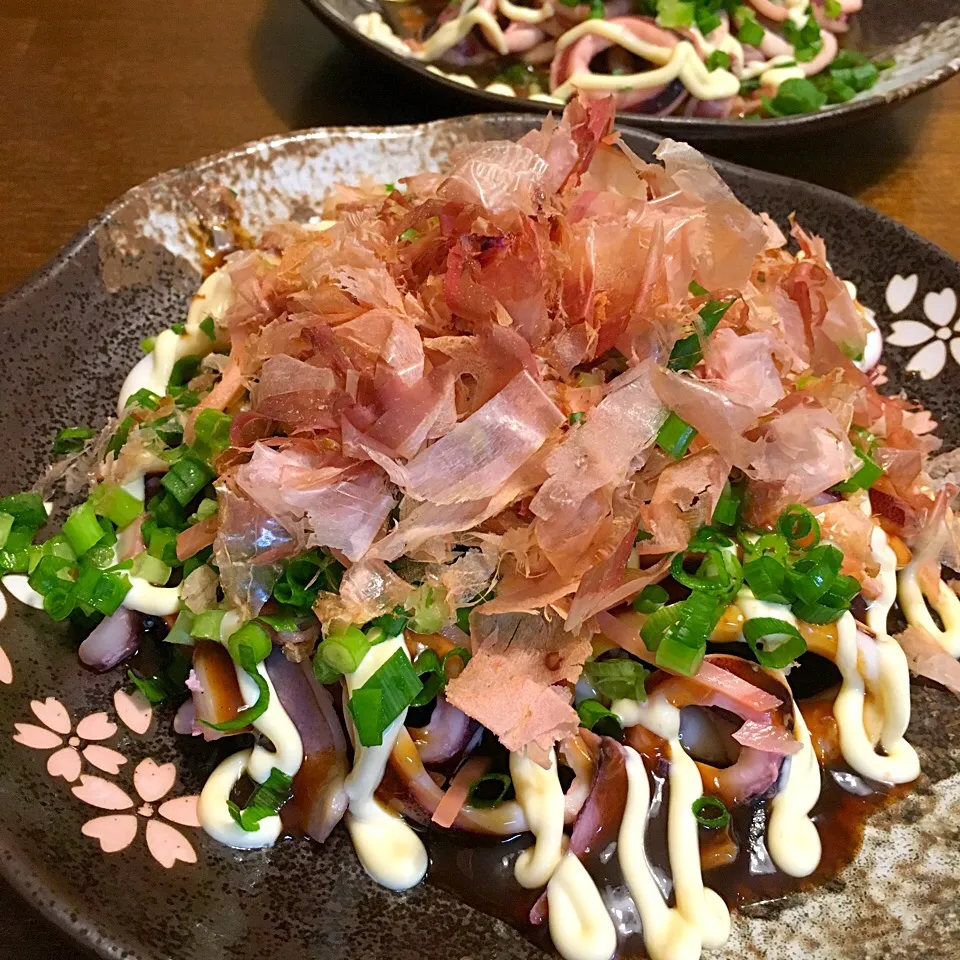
[742,617,807,668]
[227,767,294,832]
[348,649,424,747]
[203,643,271,732]
[632,583,669,614]
[467,773,512,809]
[584,659,649,702]
[640,602,684,651]
[576,698,623,733]
[692,795,730,829]
[775,504,820,548]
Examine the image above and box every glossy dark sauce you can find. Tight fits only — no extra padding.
[420,695,912,959]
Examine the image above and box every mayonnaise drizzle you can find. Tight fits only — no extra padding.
[766,690,821,877]
[498,0,554,23]
[833,611,919,784]
[118,267,234,412]
[898,556,960,657]
[552,24,739,101]
[343,636,428,891]
[510,747,566,888]
[618,732,730,960]
[197,613,304,849]
[1,575,45,610]
[547,852,617,960]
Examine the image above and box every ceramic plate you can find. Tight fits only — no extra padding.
[0,117,958,960]
[300,0,960,142]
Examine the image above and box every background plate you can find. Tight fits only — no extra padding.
[299,0,960,142]
[0,117,959,960]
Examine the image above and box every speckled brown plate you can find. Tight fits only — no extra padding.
[0,117,958,960]
[300,0,960,142]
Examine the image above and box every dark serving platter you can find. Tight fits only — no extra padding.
[0,116,959,960]
[300,0,960,142]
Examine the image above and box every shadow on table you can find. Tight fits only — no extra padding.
[249,0,931,196]
[249,0,467,128]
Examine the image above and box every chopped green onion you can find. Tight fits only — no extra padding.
[89,483,143,529]
[191,608,226,640]
[171,322,186,336]
[832,450,884,492]
[63,501,106,556]
[348,649,424,747]
[169,355,201,387]
[742,617,806,668]
[655,630,705,675]
[124,388,161,411]
[144,523,180,565]
[407,585,449,634]
[763,77,827,117]
[227,767,294,832]
[668,299,736,371]
[28,554,74,596]
[712,481,742,528]
[688,279,708,296]
[140,337,156,353]
[189,497,218,524]
[584,659,649,702]
[130,552,171,586]
[656,412,697,459]
[740,530,790,562]
[203,643,270,731]
[742,554,790,604]
[400,228,420,242]
[670,550,733,595]
[467,772,512,809]
[192,409,233,462]
[788,544,843,605]
[655,0,694,28]
[577,698,623,733]
[43,585,76,620]
[790,575,859,624]
[0,513,13,550]
[784,14,823,62]
[147,492,187,531]
[0,492,47,532]
[384,183,396,193]
[737,16,764,47]
[161,456,215,506]
[313,651,341,685]
[72,563,130,616]
[199,315,216,340]
[165,609,197,645]
[632,583,669,614]
[319,624,371,675]
[369,605,411,637]
[568,411,586,426]
[107,415,134,457]
[692,795,730,828]
[227,621,273,666]
[410,648,445,707]
[823,0,842,15]
[127,671,169,705]
[640,602,684,651]
[776,504,820,549]
[52,426,95,456]
[706,50,731,71]
[670,589,724,650]
[442,646,471,676]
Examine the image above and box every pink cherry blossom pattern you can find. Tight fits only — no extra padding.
[13,698,124,782]
[113,689,153,735]
[79,758,200,869]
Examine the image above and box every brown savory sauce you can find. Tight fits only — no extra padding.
[420,696,912,959]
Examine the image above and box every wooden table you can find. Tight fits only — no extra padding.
[0,0,958,955]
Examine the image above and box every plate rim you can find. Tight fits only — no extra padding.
[297,0,960,140]
[0,113,959,960]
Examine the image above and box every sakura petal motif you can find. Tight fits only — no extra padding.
[72,775,134,811]
[82,815,139,854]
[47,746,82,782]
[30,697,71,735]
[145,819,197,868]
[13,723,63,750]
[114,689,153,735]
[158,795,201,828]
[83,745,128,775]
[905,340,947,381]
[887,320,935,348]
[133,758,177,803]
[76,712,118,742]
[0,647,11,685]
[923,288,957,327]
[885,273,918,314]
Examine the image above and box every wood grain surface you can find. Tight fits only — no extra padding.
[0,0,958,955]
